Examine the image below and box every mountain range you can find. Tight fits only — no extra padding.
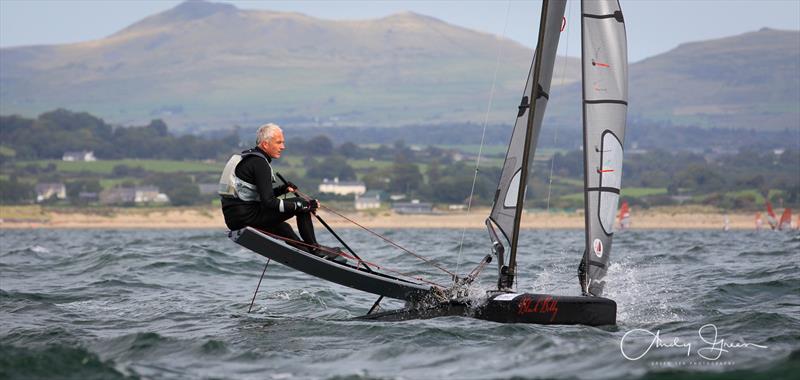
[1,0,797,132]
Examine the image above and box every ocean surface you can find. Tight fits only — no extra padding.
[1,227,798,380]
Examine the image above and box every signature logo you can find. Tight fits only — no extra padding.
[620,324,768,361]
[518,295,559,322]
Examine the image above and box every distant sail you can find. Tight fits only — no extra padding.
[487,0,567,262]
[778,208,792,230]
[581,0,628,297]
[617,201,630,230]
[766,201,778,229]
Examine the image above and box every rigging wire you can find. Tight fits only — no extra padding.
[453,0,513,281]
[290,189,456,278]
[545,0,573,212]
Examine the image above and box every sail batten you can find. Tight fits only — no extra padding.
[581,0,628,296]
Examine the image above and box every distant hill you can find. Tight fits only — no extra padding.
[1,1,797,132]
[631,28,799,130]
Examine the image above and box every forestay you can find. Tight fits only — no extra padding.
[581,0,628,296]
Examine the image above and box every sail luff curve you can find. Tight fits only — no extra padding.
[581,0,628,296]
[487,0,567,272]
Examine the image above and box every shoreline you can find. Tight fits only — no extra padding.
[0,205,771,230]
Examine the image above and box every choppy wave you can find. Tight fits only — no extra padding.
[1,228,799,379]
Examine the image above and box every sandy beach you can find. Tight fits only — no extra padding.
[0,205,770,230]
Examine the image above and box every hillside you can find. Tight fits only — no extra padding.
[0,1,797,131]
[0,1,567,129]
[631,27,799,129]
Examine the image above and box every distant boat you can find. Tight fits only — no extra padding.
[778,207,792,231]
[617,201,631,230]
[765,200,794,231]
[765,201,779,230]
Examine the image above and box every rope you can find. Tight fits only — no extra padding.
[290,189,456,278]
[454,0,513,281]
[545,1,573,212]
[252,226,448,289]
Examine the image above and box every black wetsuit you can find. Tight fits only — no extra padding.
[221,147,317,247]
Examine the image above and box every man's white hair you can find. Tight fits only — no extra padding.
[256,123,283,145]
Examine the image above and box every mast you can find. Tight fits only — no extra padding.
[580,0,628,296]
[506,0,551,288]
[487,0,566,290]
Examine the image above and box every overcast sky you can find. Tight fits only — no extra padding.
[1,0,798,62]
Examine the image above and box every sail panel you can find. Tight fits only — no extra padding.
[582,0,628,296]
[488,0,567,250]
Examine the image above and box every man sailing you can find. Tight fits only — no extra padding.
[220,123,328,255]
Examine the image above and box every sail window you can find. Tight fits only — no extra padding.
[598,133,623,233]
[504,170,522,208]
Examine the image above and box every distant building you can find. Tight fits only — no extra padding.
[134,186,166,203]
[393,200,433,214]
[35,183,66,202]
[62,150,96,161]
[100,186,169,205]
[355,191,382,210]
[197,183,218,195]
[78,192,99,202]
[100,187,136,205]
[318,177,366,196]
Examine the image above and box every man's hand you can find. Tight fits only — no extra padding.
[291,198,313,213]
[285,181,298,193]
[309,199,320,213]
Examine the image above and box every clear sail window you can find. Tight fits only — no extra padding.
[599,133,623,233]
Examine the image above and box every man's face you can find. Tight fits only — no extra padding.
[261,130,285,159]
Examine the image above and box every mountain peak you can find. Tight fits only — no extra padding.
[117,0,238,35]
[382,11,442,23]
[164,0,238,22]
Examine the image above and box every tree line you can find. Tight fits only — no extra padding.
[1,109,796,210]
[0,109,239,160]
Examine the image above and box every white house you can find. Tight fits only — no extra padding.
[35,183,66,202]
[355,191,381,210]
[134,186,168,203]
[100,186,169,205]
[318,177,366,196]
[62,150,97,161]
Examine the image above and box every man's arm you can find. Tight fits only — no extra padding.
[247,158,306,213]
[274,181,297,196]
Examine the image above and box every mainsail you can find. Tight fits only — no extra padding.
[580,0,628,296]
[487,0,567,289]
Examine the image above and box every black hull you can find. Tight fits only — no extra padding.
[358,293,616,326]
[230,227,433,301]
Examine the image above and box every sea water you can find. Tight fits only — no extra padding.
[1,228,798,379]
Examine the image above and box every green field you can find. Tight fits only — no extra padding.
[622,187,668,197]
